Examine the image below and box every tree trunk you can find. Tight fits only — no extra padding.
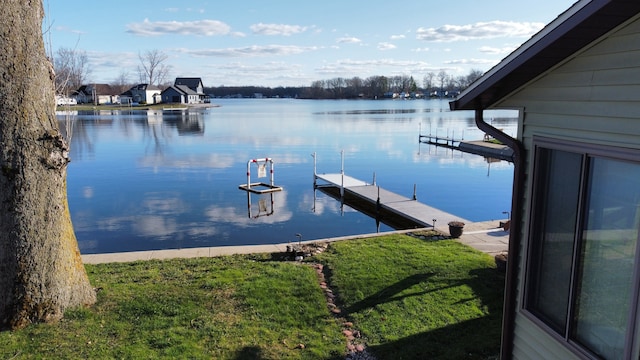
[0,0,96,329]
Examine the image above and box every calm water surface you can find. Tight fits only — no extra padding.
[61,99,517,254]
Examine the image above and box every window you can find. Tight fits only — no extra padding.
[525,138,640,360]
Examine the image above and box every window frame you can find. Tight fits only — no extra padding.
[522,136,640,360]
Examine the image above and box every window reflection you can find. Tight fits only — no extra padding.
[573,158,639,359]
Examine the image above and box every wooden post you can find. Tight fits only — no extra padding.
[340,150,344,198]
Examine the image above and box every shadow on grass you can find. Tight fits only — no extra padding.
[352,267,504,360]
[233,346,264,360]
[345,272,436,314]
[367,315,502,359]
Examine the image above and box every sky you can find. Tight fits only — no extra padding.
[45,0,576,88]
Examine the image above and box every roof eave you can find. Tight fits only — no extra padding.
[450,0,640,111]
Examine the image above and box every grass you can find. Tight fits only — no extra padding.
[315,235,504,359]
[0,234,504,359]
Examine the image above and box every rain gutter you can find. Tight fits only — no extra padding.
[474,108,524,360]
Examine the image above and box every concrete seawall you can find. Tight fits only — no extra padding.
[82,220,509,264]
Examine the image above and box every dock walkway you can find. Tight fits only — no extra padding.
[419,135,513,162]
[314,173,467,228]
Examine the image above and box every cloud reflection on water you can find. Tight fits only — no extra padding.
[62,99,518,254]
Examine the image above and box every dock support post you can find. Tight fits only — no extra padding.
[372,172,376,186]
[413,184,417,200]
[270,160,275,187]
[246,161,251,191]
[312,152,317,187]
[340,150,345,198]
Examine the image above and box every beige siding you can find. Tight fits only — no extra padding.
[512,316,575,359]
[494,13,640,360]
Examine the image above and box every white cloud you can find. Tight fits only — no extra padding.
[85,50,138,75]
[216,61,302,73]
[209,62,308,85]
[340,59,429,67]
[179,45,319,57]
[444,58,496,65]
[377,42,396,50]
[390,34,405,40]
[416,20,544,42]
[126,19,231,36]
[336,36,362,44]
[250,23,308,36]
[54,25,86,35]
[478,45,517,54]
[316,58,434,75]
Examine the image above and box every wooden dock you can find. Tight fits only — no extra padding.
[418,134,460,149]
[314,173,468,228]
[419,134,514,162]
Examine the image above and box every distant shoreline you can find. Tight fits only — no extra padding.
[55,102,220,112]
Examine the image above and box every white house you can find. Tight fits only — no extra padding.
[123,84,162,105]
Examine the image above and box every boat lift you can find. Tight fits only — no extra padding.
[238,158,283,194]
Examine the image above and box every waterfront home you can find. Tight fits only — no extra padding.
[450,1,640,359]
[120,84,162,105]
[161,77,207,104]
[73,84,119,104]
[174,77,206,102]
[161,85,200,104]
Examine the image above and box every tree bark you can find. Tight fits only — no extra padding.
[0,0,96,329]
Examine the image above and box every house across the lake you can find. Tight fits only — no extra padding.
[73,84,120,105]
[161,77,207,104]
[120,84,162,105]
[450,0,640,359]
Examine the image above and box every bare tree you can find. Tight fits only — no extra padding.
[461,69,484,89]
[364,75,388,98]
[437,70,449,91]
[326,77,346,98]
[112,70,132,94]
[0,0,96,329]
[137,49,171,86]
[345,77,363,98]
[388,76,402,93]
[53,47,91,96]
[423,72,435,93]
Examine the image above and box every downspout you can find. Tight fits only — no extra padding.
[474,108,525,360]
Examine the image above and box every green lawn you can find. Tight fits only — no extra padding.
[0,234,504,359]
[315,234,504,359]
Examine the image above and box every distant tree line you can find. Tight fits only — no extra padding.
[205,69,484,99]
[51,45,484,100]
[204,85,305,99]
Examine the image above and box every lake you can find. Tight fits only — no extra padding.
[60,99,517,254]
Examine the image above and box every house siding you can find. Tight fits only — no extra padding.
[161,87,184,104]
[494,13,640,360]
